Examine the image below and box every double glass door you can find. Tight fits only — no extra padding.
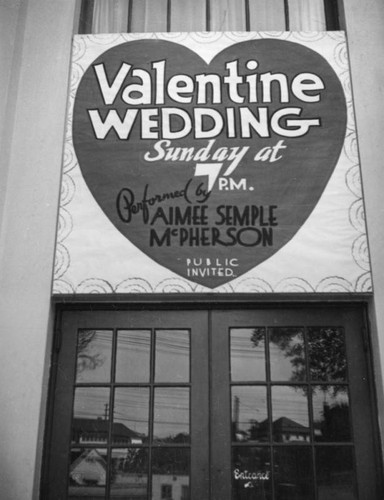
[45,306,381,499]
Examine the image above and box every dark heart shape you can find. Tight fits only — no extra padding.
[73,38,347,288]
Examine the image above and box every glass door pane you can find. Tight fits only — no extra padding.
[46,306,381,500]
[211,307,380,500]
[47,310,209,500]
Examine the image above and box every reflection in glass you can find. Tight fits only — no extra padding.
[116,330,151,383]
[231,328,266,381]
[72,387,110,445]
[231,386,268,442]
[271,386,309,442]
[153,388,190,443]
[274,447,314,500]
[110,448,148,498]
[316,446,357,499]
[152,448,190,500]
[269,327,306,382]
[308,327,347,382]
[113,388,149,443]
[232,447,272,500]
[68,447,107,498]
[155,330,190,383]
[312,386,351,442]
[76,329,112,383]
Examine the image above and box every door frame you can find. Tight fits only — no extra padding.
[42,298,384,499]
[45,309,210,499]
[209,306,383,500]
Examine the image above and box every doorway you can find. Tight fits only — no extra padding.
[44,305,381,499]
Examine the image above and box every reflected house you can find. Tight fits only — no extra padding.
[272,417,310,443]
[70,448,106,486]
[70,447,149,498]
[69,418,189,500]
[258,417,310,443]
[151,442,190,500]
[69,418,145,490]
[69,449,189,500]
[152,476,189,500]
[72,417,144,445]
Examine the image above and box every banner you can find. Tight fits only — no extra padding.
[54,32,371,294]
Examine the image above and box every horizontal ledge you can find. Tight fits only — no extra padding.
[52,292,372,309]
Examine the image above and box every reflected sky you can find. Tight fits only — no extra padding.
[155,330,190,383]
[269,327,306,382]
[231,328,266,381]
[73,387,110,420]
[153,387,190,441]
[232,385,268,442]
[116,330,151,383]
[272,386,309,427]
[114,387,150,437]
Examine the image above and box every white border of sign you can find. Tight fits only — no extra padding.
[53,31,371,294]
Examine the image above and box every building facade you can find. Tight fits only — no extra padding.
[1,1,384,499]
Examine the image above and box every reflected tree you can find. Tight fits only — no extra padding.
[152,446,189,475]
[319,402,350,441]
[251,327,347,396]
[251,327,306,382]
[76,330,105,374]
[307,327,347,382]
[121,448,148,473]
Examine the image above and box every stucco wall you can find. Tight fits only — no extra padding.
[0,1,76,498]
[343,0,384,448]
[0,0,22,223]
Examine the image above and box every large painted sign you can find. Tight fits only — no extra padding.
[54,32,371,294]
